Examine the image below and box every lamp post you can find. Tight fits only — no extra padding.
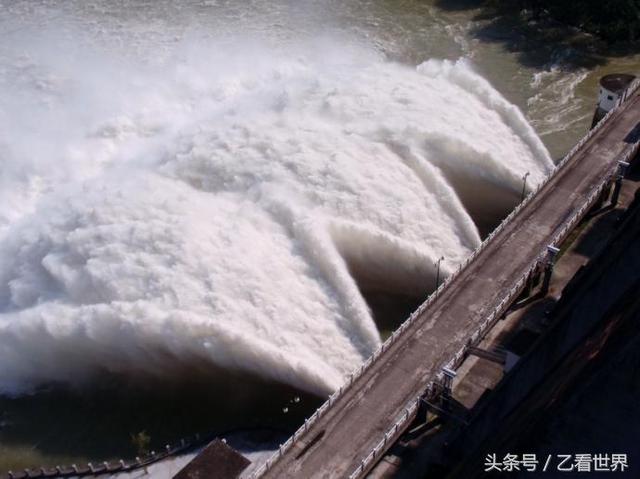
[435,256,445,293]
[521,171,530,202]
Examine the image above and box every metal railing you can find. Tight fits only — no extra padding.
[250,82,640,479]
[4,433,204,479]
[347,399,421,479]
[344,96,640,479]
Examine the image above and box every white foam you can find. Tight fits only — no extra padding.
[0,18,552,396]
[527,51,589,137]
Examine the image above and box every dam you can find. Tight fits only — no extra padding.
[3,3,640,477]
[176,78,640,479]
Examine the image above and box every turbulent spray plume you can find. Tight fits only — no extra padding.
[0,13,552,396]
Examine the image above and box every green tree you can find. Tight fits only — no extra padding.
[498,0,640,43]
[130,430,151,456]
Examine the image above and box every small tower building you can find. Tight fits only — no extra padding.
[591,73,636,128]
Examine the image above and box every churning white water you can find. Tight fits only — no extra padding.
[0,9,553,397]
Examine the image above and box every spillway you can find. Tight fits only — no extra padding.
[0,9,552,398]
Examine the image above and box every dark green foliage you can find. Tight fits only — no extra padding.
[506,0,640,43]
[130,430,152,456]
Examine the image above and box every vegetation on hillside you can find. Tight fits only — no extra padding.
[496,0,640,43]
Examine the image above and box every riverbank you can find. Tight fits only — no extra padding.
[0,374,320,472]
[439,0,640,70]
[497,0,640,44]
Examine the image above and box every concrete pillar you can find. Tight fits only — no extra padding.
[596,180,613,209]
[441,367,457,411]
[611,160,630,207]
[522,270,536,298]
[541,245,560,295]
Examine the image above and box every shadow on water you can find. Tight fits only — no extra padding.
[337,247,431,339]
[432,0,484,11]
[0,367,322,472]
[434,0,640,71]
[360,290,425,339]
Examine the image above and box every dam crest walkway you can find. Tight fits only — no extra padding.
[251,82,640,479]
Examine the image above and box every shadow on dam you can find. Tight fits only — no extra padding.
[340,183,519,337]
[444,173,521,239]
[360,290,425,339]
[0,367,322,472]
[341,254,429,339]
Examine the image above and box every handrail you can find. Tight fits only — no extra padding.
[4,433,205,479]
[250,82,639,479]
